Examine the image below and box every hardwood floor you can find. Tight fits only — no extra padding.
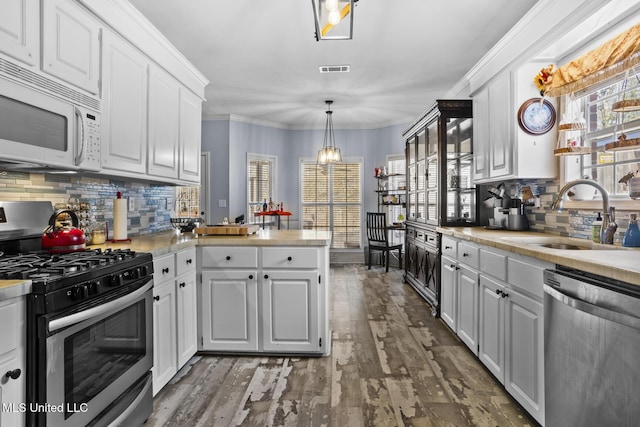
[147,264,536,427]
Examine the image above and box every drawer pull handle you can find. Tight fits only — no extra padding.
[264,274,269,279]
[444,245,452,249]
[5,369,21,380]
[249,275,254,280]
[179,282,186,288]
[186,259,193,264]
[162,267,169,274]
[462,253,469,257]
[153,296,160,301]
[226,256,231,261]
[287,256,292,261]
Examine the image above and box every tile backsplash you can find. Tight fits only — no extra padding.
[0,171,175,237]
[494,178,639,244]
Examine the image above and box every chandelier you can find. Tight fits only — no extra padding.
[311,0,356,41]
[317,100,342,164]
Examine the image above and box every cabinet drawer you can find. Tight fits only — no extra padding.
[262,247,318,269]
[153,254,176,281]
[457,242,479,269]
[176,247,196,276]
[200,247,258,268]
[441,236,457,258]
[480,248,507,281]
[0,300,19,355]
[507,258,545,299]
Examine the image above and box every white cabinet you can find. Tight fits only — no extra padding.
[41,0,101,94]
[0,0,38,66]
[152,278,177,397]
[179,88,202,182]
[200,270,258,352]
[472,63,557,183]
[199,245,329,355]
[147,64,180,179]
[445,236,547,425]
[0,296,25,427]
[101,30,148,175]
[152,247,198,396]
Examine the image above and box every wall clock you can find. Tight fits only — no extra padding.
[517,98,556,135]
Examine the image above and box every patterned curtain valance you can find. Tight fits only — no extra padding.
[544,21,640,97]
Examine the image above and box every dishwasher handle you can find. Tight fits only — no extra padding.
[544,283,640,330]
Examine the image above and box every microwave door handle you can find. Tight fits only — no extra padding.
[74,107,85,166]
[48,281,152,332]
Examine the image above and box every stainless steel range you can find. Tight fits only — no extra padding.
[0,201,154,427]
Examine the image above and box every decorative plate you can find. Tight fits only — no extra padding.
[517,98,556,135]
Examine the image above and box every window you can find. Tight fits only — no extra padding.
[300,159,362,249]
[247,154,277,220]
[564,69,640,198]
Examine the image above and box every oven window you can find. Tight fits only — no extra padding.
[64,300,146,418]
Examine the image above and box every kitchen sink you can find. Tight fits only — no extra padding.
[532,242,592,250]
[495,234,625,250]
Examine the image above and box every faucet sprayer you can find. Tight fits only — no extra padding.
[552,179,618,244]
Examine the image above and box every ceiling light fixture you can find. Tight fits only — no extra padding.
[311,0,356,41]
[317,100,342,164]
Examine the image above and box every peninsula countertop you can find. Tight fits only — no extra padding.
[0,229,332,300]
[438,227,640,287]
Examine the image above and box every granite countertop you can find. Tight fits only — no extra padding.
[438,227,640,286]
[0,229,332,300]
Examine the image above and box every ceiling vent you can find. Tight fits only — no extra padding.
[319,65,350,73]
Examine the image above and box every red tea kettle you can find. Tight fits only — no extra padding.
[41,209,86,253]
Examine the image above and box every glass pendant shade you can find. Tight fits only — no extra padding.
[311,0,355,41]
[317,100,342,164]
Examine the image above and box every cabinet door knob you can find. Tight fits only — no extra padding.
[495,289,502,296]
[264,274,269,279]
[501,292,509,298]
[5,369,21,380]
[186,259,193,264]
[179,282,186,288]
[287,256,292,261]
[226,256,231,261]
[462,253,469,257]
[162,267,169,274]
[249,275,253,280]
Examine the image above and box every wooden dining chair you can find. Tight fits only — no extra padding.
[366,212,403,272]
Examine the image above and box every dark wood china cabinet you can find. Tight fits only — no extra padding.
[403,99,475,315]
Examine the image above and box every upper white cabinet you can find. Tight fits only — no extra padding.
[472,62,557,183]
[0,0,38,66]
[101,30,148,175]
[179,88,202,182]
[147,64,180,179]
[41,0,101,95]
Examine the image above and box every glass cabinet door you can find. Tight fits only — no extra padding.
[444,117,475,224]
[406,136,416,221]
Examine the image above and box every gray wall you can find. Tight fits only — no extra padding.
[203,117,407,227]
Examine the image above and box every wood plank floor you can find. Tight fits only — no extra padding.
[147,264,537,427]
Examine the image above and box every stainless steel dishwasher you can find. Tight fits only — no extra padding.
[543,267,640,427]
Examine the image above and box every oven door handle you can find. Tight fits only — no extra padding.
[48,281,152,332]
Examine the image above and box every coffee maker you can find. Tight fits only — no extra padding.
[506,198,529,231]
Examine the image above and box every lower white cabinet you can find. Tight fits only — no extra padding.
[0,296,25,427]
[152,247,197,396]
[199,245,328,354]
[445,236,547,426]
[200,270,258,352]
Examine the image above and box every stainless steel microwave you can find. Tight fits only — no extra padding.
[0,76,101,172]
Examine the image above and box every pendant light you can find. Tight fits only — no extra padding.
[317,100,342,163]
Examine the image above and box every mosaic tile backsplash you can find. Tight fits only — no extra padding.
[493,178,640,245]
[0,171,175,238]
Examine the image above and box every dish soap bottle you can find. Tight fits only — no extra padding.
[623,214,640,247]
[592,212,603,243]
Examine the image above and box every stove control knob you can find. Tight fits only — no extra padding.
[110,273,124,287]
[141,265,150,277]
[87,282,99,295]
[70,285,89,300]
[131,267,142,280]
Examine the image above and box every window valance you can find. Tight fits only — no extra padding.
[541,21,640,97]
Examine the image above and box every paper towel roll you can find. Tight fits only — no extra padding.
[113,198,128,240]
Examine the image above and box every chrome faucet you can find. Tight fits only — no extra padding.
[551,179,618,244]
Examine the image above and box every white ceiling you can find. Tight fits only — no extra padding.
[128,0,538,129]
